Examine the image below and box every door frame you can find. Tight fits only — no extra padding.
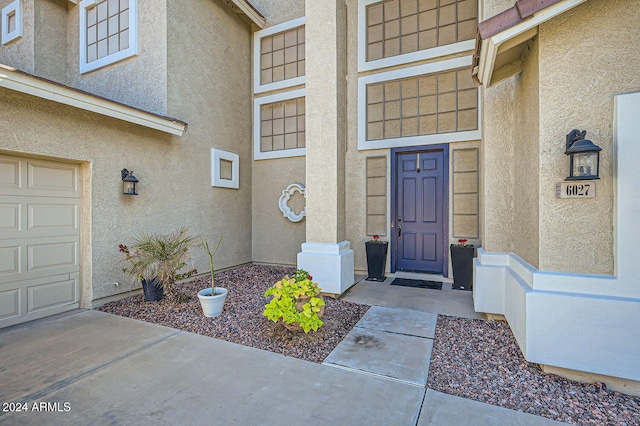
[390,144,449,275]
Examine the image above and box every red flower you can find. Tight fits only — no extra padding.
[308,275,313,280]
[373,235,380,240]
[458,239,468,245]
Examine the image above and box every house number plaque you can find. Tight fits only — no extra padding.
[555,182,596,198]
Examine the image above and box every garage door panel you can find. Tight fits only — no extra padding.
[28,276,78,313]
[0,157,21,189]
[0,202,20,231]
[0,154,81,328]
[0,274,79,328]
[0,288,20,320]
[28,162,79,196]
[28,239,78,272]
[0,196,80,239]
[28,202,78,231]
[0,245,20,276]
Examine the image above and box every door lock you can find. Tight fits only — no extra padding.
[397,216,402,238]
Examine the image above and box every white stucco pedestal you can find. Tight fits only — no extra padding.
[297,241,354,295]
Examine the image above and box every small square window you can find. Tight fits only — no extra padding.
[1,0,23,45]
[211,149,240,189]
[79,0,138,73]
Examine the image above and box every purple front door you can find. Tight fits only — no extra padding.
[395,149,446,273]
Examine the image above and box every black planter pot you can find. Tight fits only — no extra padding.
[365,241,388,281]
[141,278,163,301]
[450,246,475,290]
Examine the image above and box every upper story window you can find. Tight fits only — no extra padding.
[79,0,138,74]
[1,0,22,45]
[253,17,305,93]
[358,0,477,72]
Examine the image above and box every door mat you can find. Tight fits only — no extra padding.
[390,278,442,290]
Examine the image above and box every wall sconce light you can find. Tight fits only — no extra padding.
[565,129,601,180]
[121,169,139,195]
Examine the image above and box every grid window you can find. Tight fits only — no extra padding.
[260,26,305,85]
[366,67,477,140]
[80,0,137,73]
[260,97,306,152]
[366,0,477,61]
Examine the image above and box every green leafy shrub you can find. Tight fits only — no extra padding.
[263,269,325,333]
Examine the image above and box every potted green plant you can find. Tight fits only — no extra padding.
[263,269,325,333]
[450,238,475,290]
[197,235,227,317]
[365,234,388,281]
[120,226,198,302]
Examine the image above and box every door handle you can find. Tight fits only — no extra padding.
[397,216,402,239]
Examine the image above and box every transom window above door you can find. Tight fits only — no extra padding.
[79,0,138,73]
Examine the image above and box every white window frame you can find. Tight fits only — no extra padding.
[254,88,306,160]
[1,0,22,45]
[79,0,138,74]
[253,17,306,94]
[357,0,476,73]
[211,149,240,189]
[357,56,481,151]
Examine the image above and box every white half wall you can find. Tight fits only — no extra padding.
[473,92,640,382]
[297,241,355,295]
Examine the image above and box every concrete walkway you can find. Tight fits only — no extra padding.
[0,277,567,425]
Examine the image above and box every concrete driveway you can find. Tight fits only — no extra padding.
[0,308,566,425]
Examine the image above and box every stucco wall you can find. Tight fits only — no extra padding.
[0,0,35,72]
[0,0,255,303]
[248,1,306,265]
[537,0,640,274]
[252,158,306,265]
[64,0,168,115]
[512,37,540,268]
[34,0,68,83]
[480,79,515,253]
[166,0,254,276]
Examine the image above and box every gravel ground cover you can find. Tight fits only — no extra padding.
[98,264,639,425]
[427,316,640,425]
[96,264,369,363]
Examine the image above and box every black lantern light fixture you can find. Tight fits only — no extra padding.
[121,169,139,195]
[565,129,601,181]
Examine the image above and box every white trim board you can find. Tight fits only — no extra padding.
[0,65,187,135]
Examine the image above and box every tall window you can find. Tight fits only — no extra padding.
[79,0,137,73]
[253,18,306,160]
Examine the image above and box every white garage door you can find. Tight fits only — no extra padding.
[0,154,81,328]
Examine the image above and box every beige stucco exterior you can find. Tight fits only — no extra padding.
[0,0,255,306]
[248,0,305,266]
[481,0,640,274]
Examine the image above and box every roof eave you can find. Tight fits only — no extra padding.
[224,0,266,29]
[0,65,188,136]
[472,0,589,87]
